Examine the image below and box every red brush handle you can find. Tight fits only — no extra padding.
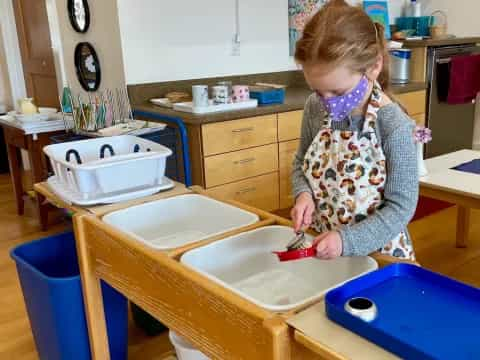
[273,247,317,262]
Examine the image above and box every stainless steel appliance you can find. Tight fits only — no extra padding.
[426,44,480,158]
[390,49,411,84]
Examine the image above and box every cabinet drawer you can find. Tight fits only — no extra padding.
[204,143,279,188]
[279,140,300,209]
[208,172,280,212]
[202,115,277,156]
[278,110,303,142]
[395,90,426,115]
[411,113,426,126]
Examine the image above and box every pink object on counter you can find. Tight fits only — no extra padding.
[232,85,250,102]
[447,54,480,105]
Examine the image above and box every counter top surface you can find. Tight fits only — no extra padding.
[133,82,426,125]
[402,36,480,48]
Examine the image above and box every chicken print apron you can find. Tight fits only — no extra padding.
[303,83,415,260]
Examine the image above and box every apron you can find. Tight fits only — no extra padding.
[303,83,415,260]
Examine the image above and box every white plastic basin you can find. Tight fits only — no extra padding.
[181,226,378,312]
[102,194,259,250]
[169,331,209,360]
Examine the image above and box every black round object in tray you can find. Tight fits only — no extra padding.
[74,42,101,92]
[68,0,90,33]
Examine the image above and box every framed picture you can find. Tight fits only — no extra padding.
[288,0,326,56]
[363,0,391,39]
[74,42,101,91]
[68,0,90,33]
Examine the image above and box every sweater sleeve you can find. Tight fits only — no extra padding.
[291,94,319,198]
[339,117,419,256]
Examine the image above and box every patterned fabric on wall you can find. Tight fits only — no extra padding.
[288,0,326,56]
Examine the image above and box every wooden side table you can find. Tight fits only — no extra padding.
[1,121,63,224]
[420,150,480,248]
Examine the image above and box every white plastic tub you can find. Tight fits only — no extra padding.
[43,135,172,199]
[102,194,259,250]
[181,226,378,312]
[169,331,209,360]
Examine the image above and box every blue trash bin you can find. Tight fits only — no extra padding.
[10,232,128,360]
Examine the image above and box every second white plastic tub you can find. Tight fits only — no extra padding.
[181,226,378,312]
[102,194,259,250]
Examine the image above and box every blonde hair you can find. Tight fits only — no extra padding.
[295,0,390,90]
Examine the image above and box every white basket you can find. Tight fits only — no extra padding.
[43,135,172,200]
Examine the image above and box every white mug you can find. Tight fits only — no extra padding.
[192,85,209,107]
[212,85,229,104]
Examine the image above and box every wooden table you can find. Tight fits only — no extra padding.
[34,180,190,221]
[68,185,406,360]
[1,119,64,220]
[420,150,480,248]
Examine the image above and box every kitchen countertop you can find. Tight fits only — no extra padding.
[134,82,426,126]
[403,36,480,48]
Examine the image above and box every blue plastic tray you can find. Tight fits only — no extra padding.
[452,159,480,175]
[325,264,480,360]
[249,88,285,105]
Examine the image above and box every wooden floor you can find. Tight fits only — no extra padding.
[1,173,480,359]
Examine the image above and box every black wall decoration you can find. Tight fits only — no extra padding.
[74,42,101,92]
[68,0,90,33]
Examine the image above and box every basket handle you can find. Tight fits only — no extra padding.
[65,149,82,164]
[100,144,115,159]
[429,10,448,27]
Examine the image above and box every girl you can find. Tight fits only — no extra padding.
[291,0,419,261]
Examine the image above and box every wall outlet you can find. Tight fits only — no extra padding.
[232,36,240,56]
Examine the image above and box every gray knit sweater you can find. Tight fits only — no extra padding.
[292,93,419,256]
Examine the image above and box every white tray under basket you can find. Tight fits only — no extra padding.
[47,176,174,206]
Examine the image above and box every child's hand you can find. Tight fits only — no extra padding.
[314,231,343,259]
[291,192,315,232]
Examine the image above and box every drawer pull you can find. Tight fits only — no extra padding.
[231,127,254,133]
[234,157,255,165]
[236,187,256,195]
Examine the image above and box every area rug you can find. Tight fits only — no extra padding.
[411,196,453,222]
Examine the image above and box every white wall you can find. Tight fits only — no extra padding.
[0,27,13,110]
[118,0,407,85]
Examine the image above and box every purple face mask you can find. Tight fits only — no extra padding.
[317,76,369,122]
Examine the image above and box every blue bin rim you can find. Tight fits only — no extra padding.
[10,231,80,283]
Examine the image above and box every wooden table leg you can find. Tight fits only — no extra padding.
[6,143,24,215]
[73,215,111,360]
[36,191,49,231]
[29,136,50,230]
[456,206,471,248]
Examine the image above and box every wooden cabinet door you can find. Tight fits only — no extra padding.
[207,172,280,212]
[13,0,59,108]
[395,90,426,115]
[204,143,279,188]
[279,140,300,209]
[278,110,303,142]
[202,115,277,156]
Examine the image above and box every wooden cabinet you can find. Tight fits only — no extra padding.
[204,144,279,188]
[207,172,279,212]
[279,140,299,209]
[395,90,427,126]
[278,110,303,142]
[202,115,277,156]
